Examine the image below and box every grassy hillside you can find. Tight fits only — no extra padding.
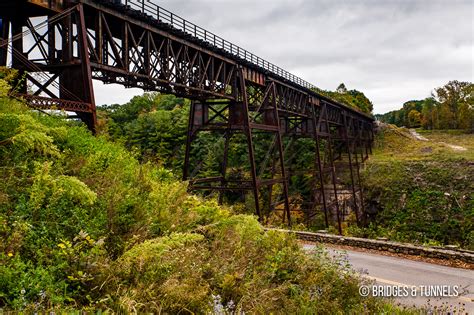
[0,79,415,312]
[356,124,473,249]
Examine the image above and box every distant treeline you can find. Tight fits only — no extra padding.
[376,81,473,131]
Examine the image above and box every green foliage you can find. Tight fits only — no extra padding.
[378,81,474,131]
[0,77,411,313]
[103,217,408,314]
[99,93,189,169]
[0,113,64,157]
[315,83,374,114]
[407,109,422,127]
[111,233,209,313]
[28,162,97,211]
[0,67,18,97]
[0,228,107,309]
[360,126,474,249]
[0,79,10,97]
[0,254,67,309]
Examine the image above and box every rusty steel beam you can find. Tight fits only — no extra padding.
[18,94,92,112]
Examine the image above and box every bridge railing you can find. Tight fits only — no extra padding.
[117,0,317,91]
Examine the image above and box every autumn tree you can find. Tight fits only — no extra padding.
[378,81,473,131]
[433,80,473,129]
[420,97,438,130]
[407,109,422,127]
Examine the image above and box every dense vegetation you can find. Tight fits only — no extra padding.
[368,80,473,248]
[355,125,474,249]
[376,81,473,131]
[99,81,473,249]
[0,70,415,312]
[98,93,189,170]
[316,83,374,114]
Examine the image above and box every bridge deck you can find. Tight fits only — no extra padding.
[90,0,373,120]
[1,0,372,122]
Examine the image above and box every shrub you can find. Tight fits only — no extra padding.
[0,77,414,313]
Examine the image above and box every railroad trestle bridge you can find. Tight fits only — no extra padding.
[0,0,375,232]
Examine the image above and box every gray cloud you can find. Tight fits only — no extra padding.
[95,0,473,114]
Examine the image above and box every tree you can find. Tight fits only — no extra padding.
[458,102,474,131]
[407,109,422,128]
[433,80,473,129]
[378,81,473,131]
[315,84,374,114]
[336,83,347,94]
[347,89,374,113]
[420,97,437,130]
[401,100,423,127]
[99,93,190,168]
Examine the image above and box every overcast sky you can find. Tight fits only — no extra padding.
[94,0,473,114]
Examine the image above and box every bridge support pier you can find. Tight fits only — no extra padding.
[183,69,291,224]
[0,4,97,131]
[58,4,97,132]
[279,101,373,234]
[313,103,371,232]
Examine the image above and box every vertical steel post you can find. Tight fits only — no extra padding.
[183,101,197,181]
[238,68,261,220]
[11,17,26,94]
[0,18,10,67]
[268,156,276,221]
[270,83,291,225]
[96,11,104,64]
[47,16,56,65]
[354,141,366,225]
[74,4,96,132]
[342,113,360,225]
[219,129,231,204]
[313,106,329,228]
[122,22,128,71]
[322,104,342,234]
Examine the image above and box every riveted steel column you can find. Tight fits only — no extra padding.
[0,18,9,66]
[238,68,261,220]
[270,82,291,225]
[313,106,329,228]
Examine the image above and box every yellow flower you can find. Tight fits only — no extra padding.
[7,252,13,257]
[58,243,66,249]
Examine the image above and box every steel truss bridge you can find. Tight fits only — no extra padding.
[0,0,375,232]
